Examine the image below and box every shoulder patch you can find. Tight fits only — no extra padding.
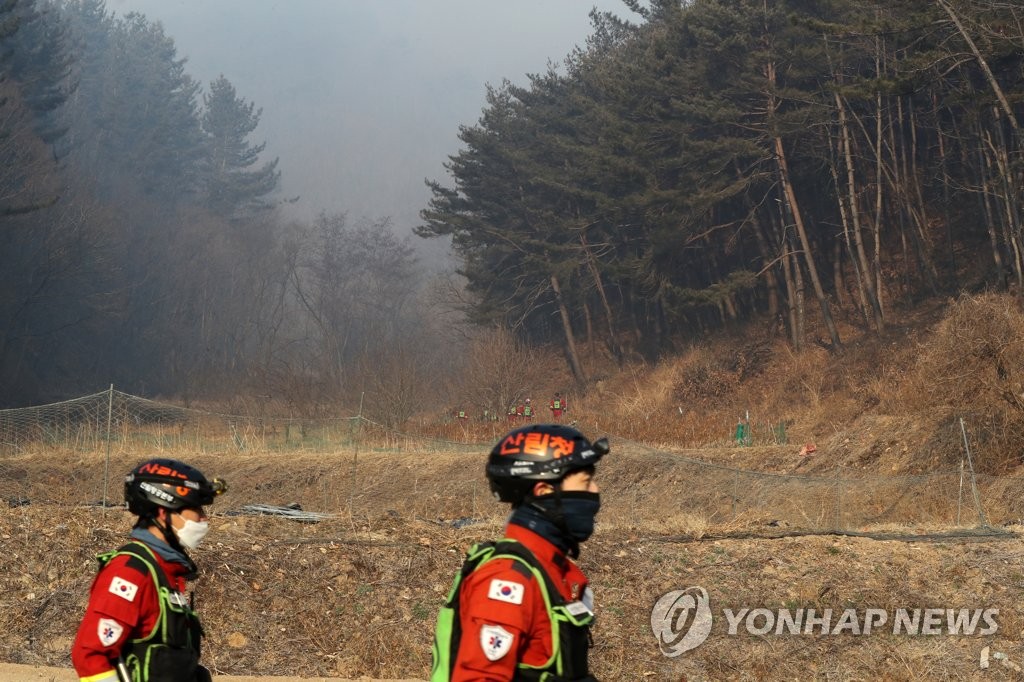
[109,576,139,602]
[488,578,524,605]
[480,624,514,661]
[97,617,124,647]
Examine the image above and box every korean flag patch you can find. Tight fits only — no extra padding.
[487,579,524,605]
[97,618,124,647]
[480,624,514,661]
[109,576,138,602]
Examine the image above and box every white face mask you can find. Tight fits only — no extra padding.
[175,518,210,550]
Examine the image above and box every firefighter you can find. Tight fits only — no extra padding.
[72,458,226,682]
[431,423,608,681]
[522,398,534,421]
[549,392,566,421]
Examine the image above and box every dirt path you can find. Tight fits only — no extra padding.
[0,663,422,682]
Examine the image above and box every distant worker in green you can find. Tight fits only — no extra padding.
[549,392,566,421]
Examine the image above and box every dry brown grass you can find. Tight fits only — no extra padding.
[7,294,1024,679]
[890,292,1024,473]
[3,441,1024,679]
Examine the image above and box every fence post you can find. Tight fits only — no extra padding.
[731,469,740,520]
[102,384,114,516]
[956,458,965,525]
[347,392,365,522]
[834,468,842,530]
[959,417,988,526]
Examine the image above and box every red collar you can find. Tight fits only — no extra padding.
[504,523,587,601]
[134,541,194,588]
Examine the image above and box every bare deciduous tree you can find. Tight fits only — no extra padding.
[459,326,536,420]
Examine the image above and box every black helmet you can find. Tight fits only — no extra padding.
[486,423,608,504]
[125,458,227,516]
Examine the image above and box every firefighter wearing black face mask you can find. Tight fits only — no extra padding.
[72,458,226,682]
[431,424,609,681]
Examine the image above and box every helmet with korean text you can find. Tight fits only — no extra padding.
[485,424,608,504]
[125,458,227,516]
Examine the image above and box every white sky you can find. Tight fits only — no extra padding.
[105,0,632,243]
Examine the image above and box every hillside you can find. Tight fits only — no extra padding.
[2,292,1024,680]
[561,292,1024,479]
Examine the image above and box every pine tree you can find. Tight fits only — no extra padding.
[0,0,68,216]
[67,11,204,201]
[200,74,279,219]
[59,0,114,165]
[3,0,74,144]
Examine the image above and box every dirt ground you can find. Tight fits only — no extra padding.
[4,444,1024,680]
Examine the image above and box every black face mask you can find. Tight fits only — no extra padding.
[535,490,601,543]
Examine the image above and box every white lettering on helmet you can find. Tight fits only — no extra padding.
[140,481,175,502]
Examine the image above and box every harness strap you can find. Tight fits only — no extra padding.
[434,539,593,681]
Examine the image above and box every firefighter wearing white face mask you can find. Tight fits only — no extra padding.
[71,458,226,682]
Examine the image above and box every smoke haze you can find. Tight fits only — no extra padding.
[106,0,627,236]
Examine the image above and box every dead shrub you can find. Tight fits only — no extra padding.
[900,292,1024,472]
[459,326,536,418]
[777,344,834,409]
[671,347,738,408]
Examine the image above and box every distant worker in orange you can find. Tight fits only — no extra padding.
[522,398,534,421]
[507,404,518,422]
[549,392,566,421]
